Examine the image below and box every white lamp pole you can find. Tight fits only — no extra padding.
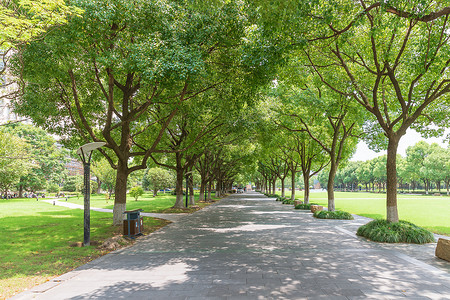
[77,142,105,246]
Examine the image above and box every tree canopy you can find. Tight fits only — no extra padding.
[5,0,449,226]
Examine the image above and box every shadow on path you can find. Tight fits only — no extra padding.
[14,192,450,300]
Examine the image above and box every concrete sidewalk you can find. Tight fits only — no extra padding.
[14,192,450,299]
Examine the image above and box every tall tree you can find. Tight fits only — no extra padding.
[295,1,450,222]
[0,0,81,106]
[272,78,361,210]
[143,167,174,197]
[0,129,29,195]
[13,0,265,224]
[91,158,116,199]
[4,123,68,196]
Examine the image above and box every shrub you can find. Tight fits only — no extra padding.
[128,186,144,201]
[294,203,318,210]
[282,198,294,204]
[46,183,60,193]
[357,219,435,244]
[313,210,354,220]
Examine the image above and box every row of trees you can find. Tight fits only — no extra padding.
[3,0,450,226]
[8,0,274,224]
[0,123,68,197]
[252,1,450,223]
[320,142,450,195]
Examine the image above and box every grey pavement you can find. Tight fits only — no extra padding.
[41,199,185,222]
[14,192,450,300]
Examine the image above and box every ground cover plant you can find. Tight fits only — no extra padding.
[0,198,169,299]
[278,191,450,235]
[294,203,319,210]
[313,210,354,220]
[356,219,435,244]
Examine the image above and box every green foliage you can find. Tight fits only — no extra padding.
[281,197,294,204]
[63,176,83,193]
[91,159,116,197]
[357,219,435,244]
[46,183,60,193]
[11,0,271,218]
[0,130,30,193]
[128,186,144,201]
[143,167,174,195]
[294,203,318,210]
[90,180,98,194]
[313,210,354,220]
[4,124,69,193]
[0,0,81,48]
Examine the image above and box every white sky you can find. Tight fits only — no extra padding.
[350,128,449,161]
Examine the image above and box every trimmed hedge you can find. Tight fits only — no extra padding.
[357,219,435,244]
[294,203,319,210]
[313,210,354,220]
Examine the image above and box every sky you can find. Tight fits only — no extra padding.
[350,128,449,161]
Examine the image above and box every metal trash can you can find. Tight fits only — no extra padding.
[123,209,143,238]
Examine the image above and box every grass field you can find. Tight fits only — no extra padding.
[0,194,186,299]
[278,190,450,236]
[64,191,211,213]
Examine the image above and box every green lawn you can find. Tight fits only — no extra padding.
[0,198,169,299]
[278,191,450,236]
[64,191,211,213]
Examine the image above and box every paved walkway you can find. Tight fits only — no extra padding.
[41,199,186,222]
[15,192,450,299]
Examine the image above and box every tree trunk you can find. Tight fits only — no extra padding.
[327,162,337,212]
[199,180,206,202]
[291,170,296,201]
[189,174,195,206]
[272,178,276,195]
[216,180,221,198]
[281,178,285,198]
[386,136,400,223]
[446,179,449,195]
[96,178,102,194]
[113,161,128,226]
[207,181,212,200]
[174,167,185,208]
[303,173,310,204]
[153,187,158,197]
[18,185,23,198]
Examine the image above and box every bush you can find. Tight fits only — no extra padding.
[46,183,60,193]
[128,186,144,201]
[63,176,83,192]
[294,203,318,210]
[282,198,294,204]
[313,210,354,220]
[357,219,435,244]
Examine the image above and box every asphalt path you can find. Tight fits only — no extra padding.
[13,192,450,299]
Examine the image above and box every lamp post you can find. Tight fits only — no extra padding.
[77,142,105,246]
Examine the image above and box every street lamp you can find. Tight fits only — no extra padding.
[77,142,106,246]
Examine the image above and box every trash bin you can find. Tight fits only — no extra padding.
[123,209,143,238]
